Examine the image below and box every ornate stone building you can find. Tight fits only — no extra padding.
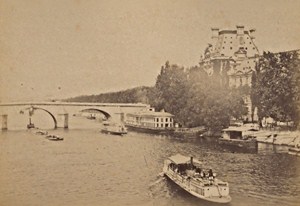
[199,25,260,121]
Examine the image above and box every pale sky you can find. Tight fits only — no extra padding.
[1,0,300,102]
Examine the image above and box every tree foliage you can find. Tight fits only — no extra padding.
[150,62,189,123]
[65,86,153,104]
[251,51,300,126]
[152,61,248,130]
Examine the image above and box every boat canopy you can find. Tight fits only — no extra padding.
[168,154,202,165]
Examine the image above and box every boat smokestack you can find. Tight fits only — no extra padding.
[190,156,193,166]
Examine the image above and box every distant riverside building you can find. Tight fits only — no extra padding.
[126,109,174,128]
[200,25,260,121]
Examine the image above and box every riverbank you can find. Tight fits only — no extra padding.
[255,130,300,148]
[193,126,300,149]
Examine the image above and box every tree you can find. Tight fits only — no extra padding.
[154,62,189,124]
[228,87,249,121]
[185,65,247,130]
[183,66,208,127]
[251,51,300,127]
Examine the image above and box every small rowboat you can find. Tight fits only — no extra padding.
[46,134,64,141]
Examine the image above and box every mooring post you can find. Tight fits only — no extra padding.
[2,114,8,130]
[120,112,125,122]
[64,113,69,129]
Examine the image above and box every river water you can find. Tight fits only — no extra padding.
[0,116,299,206]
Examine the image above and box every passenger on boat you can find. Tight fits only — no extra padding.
[195,167,202,174]
[194,167,202,177]
[169,163,175,170]
[208,169,216,184]
[200,171,205,178]
[178,164,187,175]
[208,169,214,177]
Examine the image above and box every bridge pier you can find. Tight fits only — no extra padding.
[58,113,68,129]
[115,112,125,122]
[63,113,69,129]
[2,114,8,130]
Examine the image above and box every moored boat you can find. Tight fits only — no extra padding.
[163,154,231,203]
[101,122,127,135]
[36,130,48,135]
[46,134,64,141]
[219,125,258,149]
[125,109,174,135]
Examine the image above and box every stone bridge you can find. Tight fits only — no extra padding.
[0,102,150,130]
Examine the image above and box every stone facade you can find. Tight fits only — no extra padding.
[200,26,259,122]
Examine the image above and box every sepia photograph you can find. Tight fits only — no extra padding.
[0,0,299,206]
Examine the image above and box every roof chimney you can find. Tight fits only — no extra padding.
[211,27,219,39]
[249,28,256,39]
[236,25,244,35]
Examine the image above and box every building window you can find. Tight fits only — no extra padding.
[161,118,163,122]
[222,47,225,49]
[165,118,168,122]
[230,47,232,50]
[161,124,163,127]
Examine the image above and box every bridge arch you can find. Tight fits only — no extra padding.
[24,106,58,128]
[80,108,111,120]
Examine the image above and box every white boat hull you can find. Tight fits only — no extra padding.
[101,122,127,135]
[163,165,231,203]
